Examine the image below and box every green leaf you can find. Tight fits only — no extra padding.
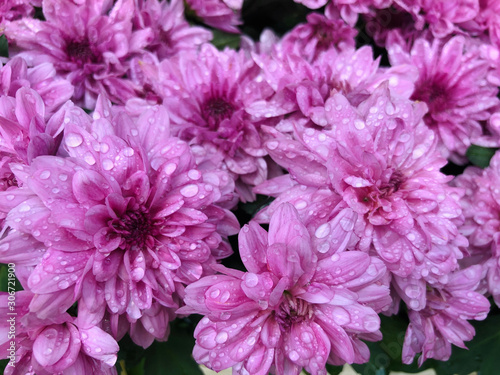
[0,35,8,58]
[211,29,241,50]
[117,334,146,374]
[143,318,203,375]
[325,364,343,375]
[466,145,498,168]
[239,194,274,218]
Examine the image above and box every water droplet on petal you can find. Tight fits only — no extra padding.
[244,273,259,288]
[215,331,228,344]
[289,350,299,361]
[267,141,279,150]
[39,170,51,180]
[102,159,114,170]
[315,223,330,239]
[58,280,70,289]
[66,133,83,147]
[220,291,230,303]
[180,184,199,198]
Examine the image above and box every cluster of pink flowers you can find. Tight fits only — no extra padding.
[0,0,499,374]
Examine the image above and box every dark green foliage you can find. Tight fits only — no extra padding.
[241,0,310,39]
[118,318,203,375]
[212,29,241,50]
[0,35,8,58]
[466,145,498,168]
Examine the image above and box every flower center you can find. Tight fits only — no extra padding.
[362,170,405,205]
[379,170,404,197]
[111,208,154,251]
[411,80,450,124]
[275,293,313,332]
[66,39,96,64]
[201,97,235,130]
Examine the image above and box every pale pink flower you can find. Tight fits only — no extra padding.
[280,12,357,62]
[255,86,467,311]
[249,44,416,130]
[388,35,499,164]
[0,0,38,24]
[132,0,212,59]
[418,0,479,37]
[179,203,390,375]
[152,44,274,201]
[185,0,243,33]
[0,291,119,375]
[402,266,489,365]
[0,57,74,117]
[4,0,152,108]
[453,151,500,306]
[0,98,239,347]
[0,87,70,165]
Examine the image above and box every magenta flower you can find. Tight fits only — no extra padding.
[280,12,357,62]
[249,39,417,130]
[0,57,74,117]
[0,0,39,24]
[453,151,500,307]
[402,266,489,365]
[388,35,499,163]
[417,0,479,37]
[255,86,467,311]
[0,98,239,347]
[152,44,274,201]
[5,0,151,108]
[185,0,243,33]
[132,0,212,60]
[0,86,70,166]
[179,203,390,374]
[0,291,119,375]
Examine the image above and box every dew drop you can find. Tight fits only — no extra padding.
[102,159,114,170]
[180,184,199,198]
[244,273,259,288]
[289,350,299,361]
[220,291,230,303]
[315,223,330,239]
[210,289,221,299]
[58,280,70,289]
[123,147,135,157]
[267,141,279,150]
[66,133,83,147]
[39,170,51,180]
[215,331,228,344]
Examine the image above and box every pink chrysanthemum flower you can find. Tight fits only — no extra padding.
[185,0,243,33]
[417,0,479,37]
[0,0,39,24]
[179,203,390,375]
[151,44,274,201]
[452,151,500,306]
[388,35,499,164]
[5,0,152,108]
[280,12,357,62]
[0,57,74,117]
[0,98,239,347]
[249,43,416,130]
[0,86,69,166]
[0,291,119,375]
[132,0,212,60]
[255,86,467,310]
[402,266,489,365]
